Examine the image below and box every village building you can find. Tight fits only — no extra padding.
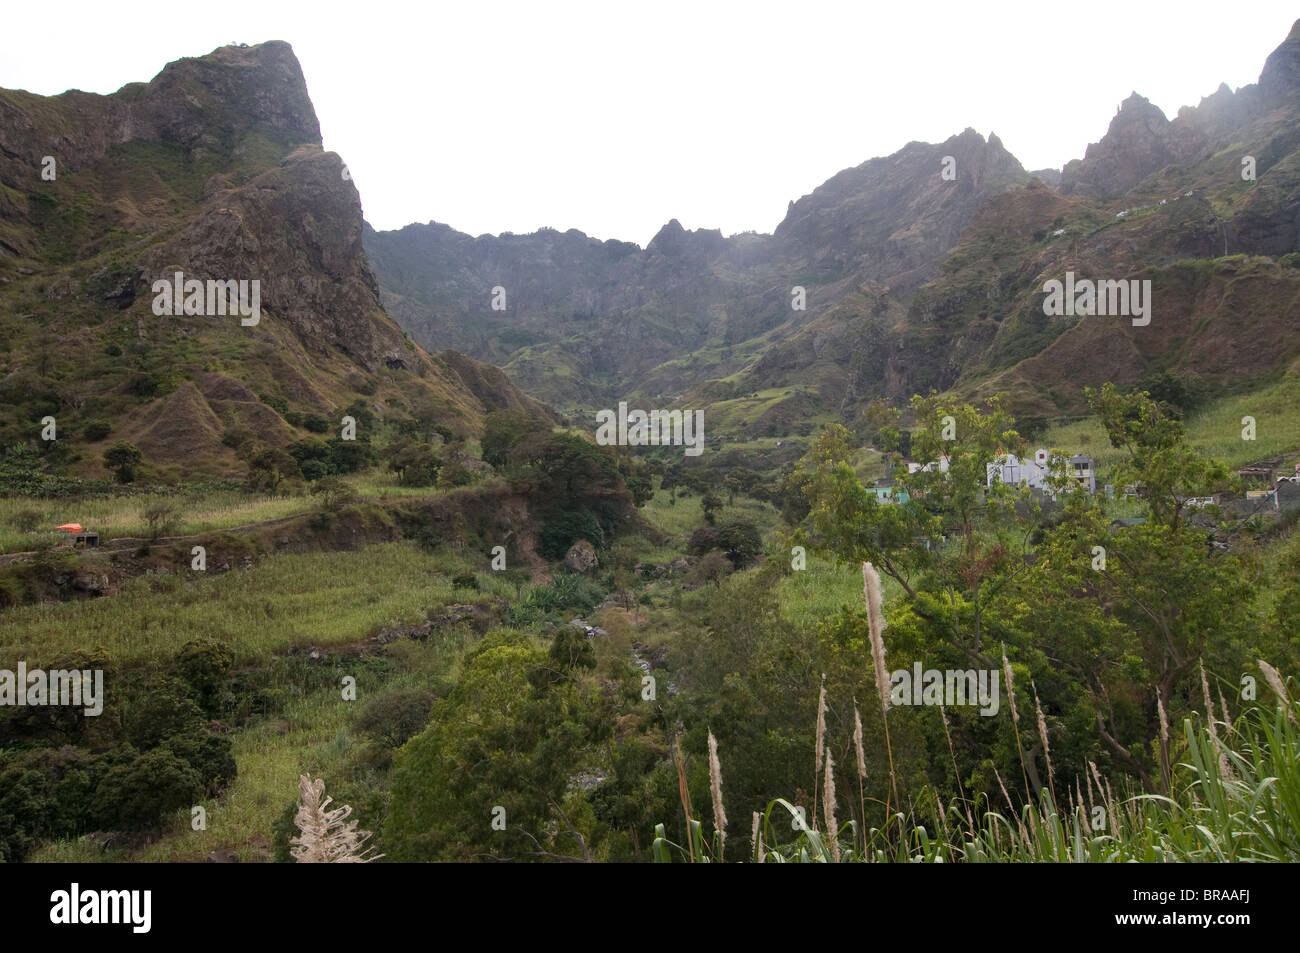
[1237,457,1283,485]
[986,449,1096,495]
[867,485,911,505]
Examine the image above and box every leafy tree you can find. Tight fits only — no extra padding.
[385,631,609,861]
[325,436,374,475]
[176,638,234,715]
[688,519,763,569]
[1087,383,1231,528]
[93,747,203,831]
[482,409,539,468]
[102,441,142,483]
[287,438,332,480]
[700,490,723,526]
[386,437,443,486]
[246,447,303,493]
[310,476,359,511]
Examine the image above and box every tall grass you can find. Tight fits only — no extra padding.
[655,672,1300,863]
[0,541,472,666]
[0,490,312,551]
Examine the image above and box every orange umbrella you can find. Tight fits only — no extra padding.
[56,523,84,533]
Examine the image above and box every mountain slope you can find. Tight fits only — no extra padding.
[364,128,1029,416]
[0,42,548,481]
[366,21,1300,431]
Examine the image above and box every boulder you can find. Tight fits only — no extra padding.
[564,539,599,574]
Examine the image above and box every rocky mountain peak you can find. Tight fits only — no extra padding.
[1260,18,1300,103]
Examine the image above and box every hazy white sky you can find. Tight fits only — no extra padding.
[6,1,1296,245]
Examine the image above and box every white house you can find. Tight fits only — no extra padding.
[1067,453,1097,494]
[987,449,1096,495]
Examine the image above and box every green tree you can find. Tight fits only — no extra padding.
[385,631,608,861]
[700,490,723,526]
[310,476,360,511]
[102,441,142,483]
[246,447,303,493]
[1087,382,1231,528]
[482,409,539,468]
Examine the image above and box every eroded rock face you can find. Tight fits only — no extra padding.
[144,144,409,372]
[1060,94,1179,200]
[0,41,319,179]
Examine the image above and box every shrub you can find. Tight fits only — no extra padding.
[93,746,204,830]
[539,508,604,560]
[127,373,161,398]
[310,476,359,511]
[125,675,206,750]
[10,508,43,533]
[686,549,732,587]
[143,502,179,539]
[548,628,596,672]
[355,689,435,750]
[259,393,290,415]
[176,638,234,714]
[82,420,111,441]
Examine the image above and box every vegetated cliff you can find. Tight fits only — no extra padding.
[0,41,549,481]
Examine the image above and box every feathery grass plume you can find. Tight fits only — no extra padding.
[851,695,867,855]
[1157,689,1171,792]
[290,773,381,863]
[1087,760,1105,799]
[993,766,1015,811]
[1031,680,1056,805]
[708,729,727,855]
[1002,642,1033,805]
[852,698,867,780]
[993,767,1030,844]
[1258,660,1297,724]
[1200,660,1216,728]
[1218,685,1233,731]
[672,734,695,861]
[1001,643,1019,726]
[1201,660,1233,779]
[823,749,840,862]
[863,561,900,818]
[863,563,890,716]
[751,811,763,864]
[814,673,827,820]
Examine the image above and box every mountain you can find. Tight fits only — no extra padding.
[364,128,1029,419]
[0,42,547,481]
[366,20,1300,432]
